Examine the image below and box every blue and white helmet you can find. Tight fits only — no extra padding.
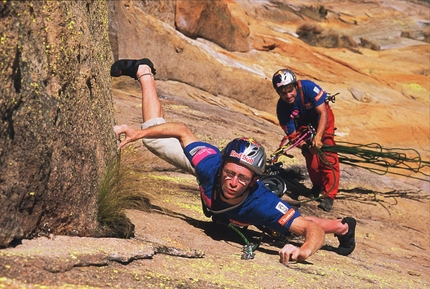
[221,138,266,175]
[272,69,297,90]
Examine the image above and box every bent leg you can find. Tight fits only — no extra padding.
[320,108,340,199]
[303,150,323,187]
[141,118,195,174]
[137,64,195,175]
[136,65,163,121]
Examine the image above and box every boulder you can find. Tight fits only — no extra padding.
[175,0,250,52]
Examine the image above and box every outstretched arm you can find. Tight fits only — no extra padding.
[279,216,324,264]
[114,122,198,149]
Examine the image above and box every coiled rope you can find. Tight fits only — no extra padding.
[271,126,430,182]
[321,141,430,182]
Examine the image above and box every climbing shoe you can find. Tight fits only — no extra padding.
[336,217,356,256]
[318,197,333,212]
[110,58,156,79]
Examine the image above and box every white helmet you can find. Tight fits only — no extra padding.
[221,138,266,175]
[272,69,297,90]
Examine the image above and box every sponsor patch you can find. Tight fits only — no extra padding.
[313,86,320,94]
[191,147,216,166]
[314,89,324,102]
[275,202,289,214]
[278,208,296,226]
[189,145,206,156]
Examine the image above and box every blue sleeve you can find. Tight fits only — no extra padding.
[300,80,326,107]
[184,142,220,170]
[184,141,221,191]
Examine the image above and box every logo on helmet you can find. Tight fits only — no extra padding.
[272,69,297,90]
[229,150,255,165]
[276,74,286,87]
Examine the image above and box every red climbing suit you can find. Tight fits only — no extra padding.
[303,105,339,199]
[276,80,340,199]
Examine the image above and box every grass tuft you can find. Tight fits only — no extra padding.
[97,147,151,238]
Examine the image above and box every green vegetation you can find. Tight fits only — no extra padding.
[97,148,150,238]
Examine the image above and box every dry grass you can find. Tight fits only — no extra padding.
[97,148,151,238]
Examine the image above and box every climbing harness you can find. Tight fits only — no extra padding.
[265,125,321,201]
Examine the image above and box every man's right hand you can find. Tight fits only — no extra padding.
[286,216,325,262]
[279,244,312,264]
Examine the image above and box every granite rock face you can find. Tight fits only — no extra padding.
[0,1,115,247]
[1,0,428,248]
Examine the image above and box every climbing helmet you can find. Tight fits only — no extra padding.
[272,68,297,90]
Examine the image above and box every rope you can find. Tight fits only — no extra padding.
[321,141,430,182]
[286,148,338,205]
[271,126,429,182]
[315,148,338,195]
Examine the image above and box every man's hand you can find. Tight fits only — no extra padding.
[114,125,140,149]
[309,136,323,154]
[284,216,325,263]
[278,135,289,149]
[311,137,323,149]
[114,122,199,150]
[279,244,312,264]
[279,244,300,264]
